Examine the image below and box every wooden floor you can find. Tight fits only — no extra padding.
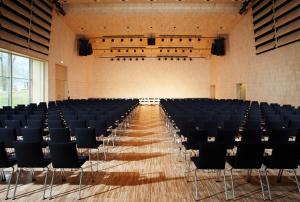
[1,105,300,201]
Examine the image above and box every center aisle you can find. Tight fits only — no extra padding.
[95,105,193,201]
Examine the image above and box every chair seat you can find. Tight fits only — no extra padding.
[18,158,51,168]
[77,141,103,149]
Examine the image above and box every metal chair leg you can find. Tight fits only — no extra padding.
[257,169,266,200]
[89,149,94,182]
[223,169,228,200]
[5,167,14,200]
[230,168,235,200]
[293,169,300,193]
[43,167,49,199]
[277,169,283,183]
[264,168,272,201]
[247,169,252,182]
[13,168,21,200]
[50,169,56,200]
[194,169,199,201]
[78,168,83,200]
[96,148,100,172]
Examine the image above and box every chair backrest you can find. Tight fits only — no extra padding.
[186,128,208,150]
[21,128,43,143]
[216,129,236,149]
[75,128,97,148]
[27,119,43,129]
[241,129,261,143]
[223,120,240,132]
[268,128,290,146]
[234,143,264,169]
[48,120,64,129]
[69,120,86,135]
[0,128,17,148]
[203,121,218,136]
[0,142,11,168]
[49,128,70,143]
[89,120,108,136]
[268,143,300,169]
[197,143,226,169]
[0,114,9,127]
[48,142,79,168]
[5,120,22,136]
[13,141,46,167]
[11,114,27,127]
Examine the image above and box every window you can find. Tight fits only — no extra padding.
[0,50,47,108]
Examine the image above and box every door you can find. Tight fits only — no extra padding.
[55,64,67,101]
[236,83,246,100]
[210,85,216,99]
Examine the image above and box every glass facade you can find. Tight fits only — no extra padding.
[0,50,47,107]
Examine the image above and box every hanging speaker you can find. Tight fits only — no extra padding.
[78,38,93,56]
[211,37,225,56]
[147,37,156,46]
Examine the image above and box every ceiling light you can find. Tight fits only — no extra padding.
[60,61,63,64]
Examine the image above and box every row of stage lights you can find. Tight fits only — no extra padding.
[109,49,194,53]
[110,57,193,61]
[102,38,201,43]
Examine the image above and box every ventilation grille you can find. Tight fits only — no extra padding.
[252,0,300,55]
[0,0,53,55]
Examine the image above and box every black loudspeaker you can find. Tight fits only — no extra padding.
[211,37,225,56]
[147,37,156,46]
[78,38,92,56]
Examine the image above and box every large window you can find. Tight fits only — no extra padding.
[0,50,47,107]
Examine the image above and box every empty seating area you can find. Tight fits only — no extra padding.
[161,99,300,200]
[0,99,138,199]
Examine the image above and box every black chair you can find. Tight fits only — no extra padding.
[226,143,265,200]
[48,120,64,129]
[68,120,86,137]
[48,142,88,199]
[21,128,47,148]
[5,120,22,136]
[13,141,51,199]
[215,129,236,149]
[223,120,240,132]
[0,128,17,148]
[190,143,228,200]
[240,129,261,143]
[49,128,71,143]
[0,114,9,127]
[11,115,26,127]
[27,119,44,129]
[0,142,16,199]
[262,143,300,200]
[89,120,112,145]
[203,121,218,137]
[75,128,105,170]
[267,128,290,148]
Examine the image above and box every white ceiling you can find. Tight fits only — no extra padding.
[60,0,243,37]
